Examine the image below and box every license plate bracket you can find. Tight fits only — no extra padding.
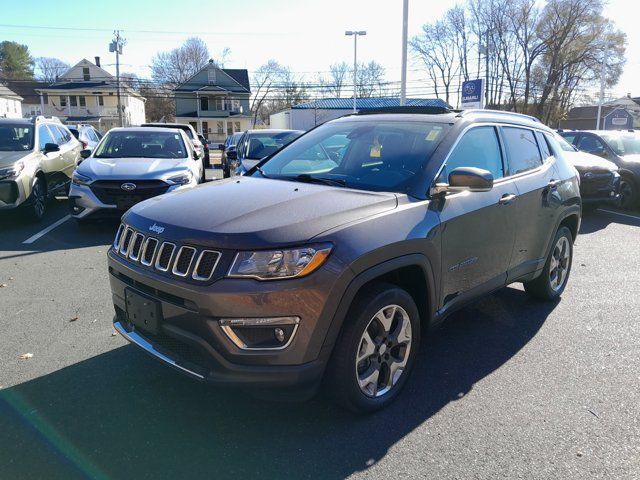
[116,195,142,210]
[125,288,162,335]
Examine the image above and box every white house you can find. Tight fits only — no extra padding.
[36,58,146,131]
[270,98,452,131]
[5,80,47,117]
[0,85,23,118]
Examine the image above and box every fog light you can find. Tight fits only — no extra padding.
[219,317,299,350]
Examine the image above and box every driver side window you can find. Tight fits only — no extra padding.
[443,126,504,180]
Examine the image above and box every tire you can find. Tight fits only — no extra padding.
[223,167,231,178]
[324,282,421,413]
[26,177,47,222]
[200,163,206,184]
[524,226,573,300]
[619,175,638,210]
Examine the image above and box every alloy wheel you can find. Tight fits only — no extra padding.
[549,236,570,291]
[355,304,412,398]
[32,181,45,219]
[619,180,634,209]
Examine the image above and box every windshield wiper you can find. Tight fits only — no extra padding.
[291,174,347,187]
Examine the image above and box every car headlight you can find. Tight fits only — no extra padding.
[72,172,93,186]
[228,244,333,280]
[0,161,25,180]
[167,171,193,185]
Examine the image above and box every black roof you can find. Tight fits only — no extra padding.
[222,69,250,92]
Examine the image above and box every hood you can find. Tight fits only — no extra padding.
[0,150,32,168]
[79,156,190,179]
[563,150,618,172]
[124,176,398,250]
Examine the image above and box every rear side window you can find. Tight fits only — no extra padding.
[535,131,553,162]
[444,126,504,179]
[38,125,55,150]
[502,127,542,175]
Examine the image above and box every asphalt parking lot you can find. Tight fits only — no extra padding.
[1,181,639,479]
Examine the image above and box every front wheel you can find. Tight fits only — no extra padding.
[524,226,573,300]
[26,177,47,221]
[324,283,421,413]
[619,176,638,210]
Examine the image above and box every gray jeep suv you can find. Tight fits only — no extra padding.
[108,108,581,413]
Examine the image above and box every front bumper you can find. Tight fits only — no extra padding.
[108,243,348,388]
[579,171,621,206]
[0,177,27,211]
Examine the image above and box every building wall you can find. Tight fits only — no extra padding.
[0,97,22,118]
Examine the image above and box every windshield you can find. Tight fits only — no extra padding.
[244,131,302,159]
[600,133,640,156]
[0,124,33,152]
[254,120,450,194]
[554,134,576,152]
[93,131,187,159]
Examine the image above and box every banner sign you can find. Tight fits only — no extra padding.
[603,108,633,130]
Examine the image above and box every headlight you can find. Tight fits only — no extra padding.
[167,171,193,185]
[72,172,93,186]
[228,244,333,280]
[0,161,25,180]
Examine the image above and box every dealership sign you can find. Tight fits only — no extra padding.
[603,108,633,130]
[461,79,485,109]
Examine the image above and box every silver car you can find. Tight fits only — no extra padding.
[69,127,204,223]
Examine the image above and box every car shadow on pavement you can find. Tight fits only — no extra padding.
[579,208,640,235]
[0,287,557,480]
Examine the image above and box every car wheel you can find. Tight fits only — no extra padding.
[524,226,573,300]
[26,177,47,221]
[200,163,206,183]
[619,176,638,210]
[223,167,231,178]
[324,283,420,413]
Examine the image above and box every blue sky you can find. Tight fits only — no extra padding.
[1,0,638,100]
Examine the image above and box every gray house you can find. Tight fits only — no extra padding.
[174,60,251,142]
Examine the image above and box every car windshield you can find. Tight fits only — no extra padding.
[0,124,33,151]
[244,131,302,159]
[555,134,576,152]
[599,133,640,156]
[254,120,450,194]
[229,133,243,146]
[93,131,187,159]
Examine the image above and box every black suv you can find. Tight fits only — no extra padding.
[559,130,640,209]
[109,109,581,413]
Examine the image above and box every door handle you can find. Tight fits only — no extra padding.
[498,193,517,205]
[547,179,561,189]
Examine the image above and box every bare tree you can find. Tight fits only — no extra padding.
[150,37,211,87]
[250,60,287,127]
[320,62,350,97]
[356,61,386,98]
[35,57,69,83]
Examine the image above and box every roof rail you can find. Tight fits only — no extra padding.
[456,109,541,123]
[352,106,452,116]
[30,115,62,124]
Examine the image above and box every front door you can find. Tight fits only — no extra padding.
[437,126,517,314]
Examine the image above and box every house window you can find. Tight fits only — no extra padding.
[79,96,86,107]
[216,121,224,134]
[97,96,104,106]
[227,122,233,135]
[60,96,67,107]
[234,122,241,133]
[70,96,77,107]
[200,96,209,111]
[208,68,216,84]
[83,67,90,81]
[215,97,222,111]
[233,100,240,112]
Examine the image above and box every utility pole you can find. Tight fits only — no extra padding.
[345,30,367,112]
[596,43,610,130]
[110,31,126,127]
[484,30,490,108]
[400,0,409,106]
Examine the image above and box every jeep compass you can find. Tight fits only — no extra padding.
[109,108,581,413]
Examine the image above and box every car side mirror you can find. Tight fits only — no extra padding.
[430,167,494,196]
[218,144,225,151]
[193,150,200,160]
[44,143,60,154]
[80,149,91,159]
[226,148,237,160]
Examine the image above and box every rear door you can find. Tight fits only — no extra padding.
[438,125,518,313]
[501,126,562,279]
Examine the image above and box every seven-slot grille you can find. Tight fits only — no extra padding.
[112,224,221,282]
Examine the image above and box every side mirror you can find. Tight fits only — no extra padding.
[226,148,237,160]
[44,143,60,154]
[430,167,494,196]
[193,150,200,160]
[218,144,225,151]
[80,149,92,159]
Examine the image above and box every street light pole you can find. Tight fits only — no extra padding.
[345,30,366,113]
[596,43,610,130]
[400,0,409,106]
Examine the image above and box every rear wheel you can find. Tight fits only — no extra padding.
[325,283,420,413]
[26,177,46,221]
[200,163,206,183]
[619,175,638,210]
[524,226,573,300]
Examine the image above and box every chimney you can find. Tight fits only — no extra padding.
[95,56,101,67]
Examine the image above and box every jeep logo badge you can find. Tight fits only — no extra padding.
[121,182,137,191]
[149,223,165,234]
